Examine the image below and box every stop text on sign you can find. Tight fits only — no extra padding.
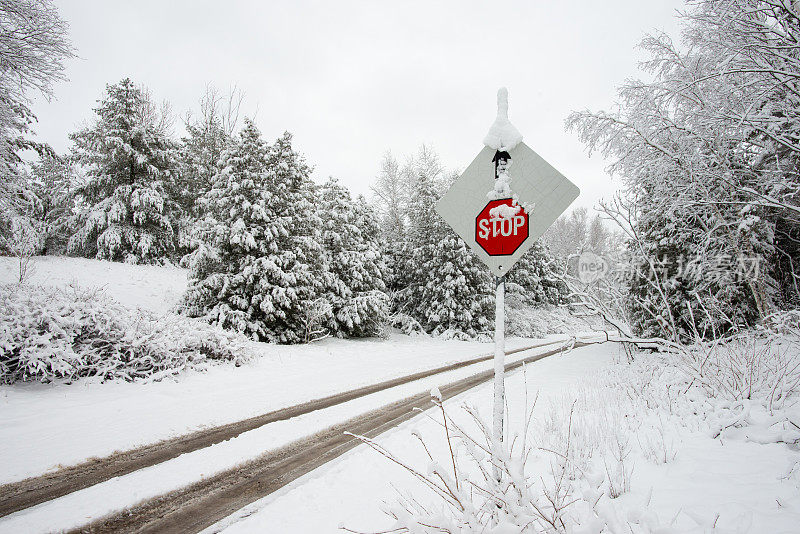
[477,214,526,239]
[475,199,529,256]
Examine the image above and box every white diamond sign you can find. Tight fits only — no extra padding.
[436,142,579,278]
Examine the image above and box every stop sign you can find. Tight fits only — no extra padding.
[475,199,529,256]
[436,143,579,277]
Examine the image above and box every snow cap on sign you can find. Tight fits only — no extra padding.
[483,87,523,152]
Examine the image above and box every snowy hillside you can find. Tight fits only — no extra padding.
[0,256,187,315]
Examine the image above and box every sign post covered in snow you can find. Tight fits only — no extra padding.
[435,88,579,451]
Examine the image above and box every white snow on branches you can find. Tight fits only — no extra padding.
[0,284,250,383]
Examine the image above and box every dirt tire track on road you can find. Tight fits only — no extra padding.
[0,340,564,518]
[68,342,583,534]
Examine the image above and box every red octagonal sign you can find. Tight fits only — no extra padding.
[475,199,529,256]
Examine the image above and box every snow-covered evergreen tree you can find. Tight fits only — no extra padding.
[319,177,388,337]
[397,171,493,337]
[506,241,566,307]
[176,86,241,218]
[182,118,269,333]
[371,146,450,297]
[184,121,326,343]
[177,117,227,213]
[68,78,177,264]
[174,99,232,259]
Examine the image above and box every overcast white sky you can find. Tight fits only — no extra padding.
[31,0,685,211]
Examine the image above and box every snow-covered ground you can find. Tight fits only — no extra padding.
[5,336,798,534]
[206,343,800,534]
[0,339,593,533]
[4,256,796,534]
[208,343,618,534]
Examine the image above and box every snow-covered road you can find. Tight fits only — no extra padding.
[0,333,571,485]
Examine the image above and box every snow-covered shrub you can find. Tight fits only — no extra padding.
[635,416,677,465]
[300,297,333,343]
[681,337,800,446]
[0,284,249,383]
[614,328,800,448]
[1,215,41,284]
[762,309,800,335]
[388,310,426,336]
[346,392,663,534]
[541,382,648,500]
[678,334,799,405]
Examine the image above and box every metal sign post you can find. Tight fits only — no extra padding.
[493,275,505,447]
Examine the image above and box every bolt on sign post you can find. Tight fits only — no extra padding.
[435,88,580,453]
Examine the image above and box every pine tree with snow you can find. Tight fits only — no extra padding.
[68,78,178,264]
[264,131,329,342]
[506,241,566,307]
[174,101,232,259]
[397,171,493,338]
[177,98,233,216]
[319,177,389,337]
[182,118,269,334]
[184,121,326,343]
